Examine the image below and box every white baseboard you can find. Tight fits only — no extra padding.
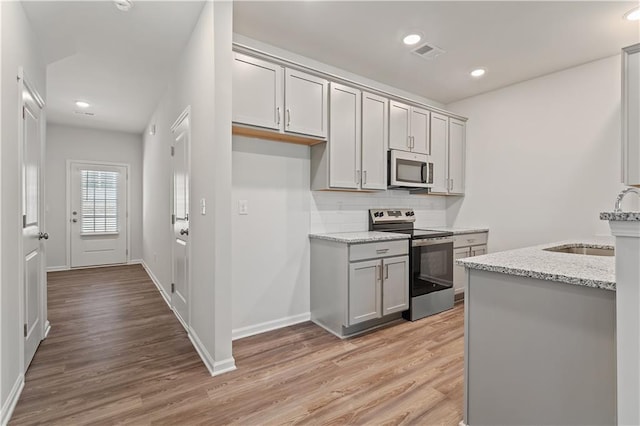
[1,375,24,426]
[128,259,142,265]
[46,265,68,272]
[44,320,51,339]
[232,312,311,341]
[141,260,171,309]
[188,327,236,377]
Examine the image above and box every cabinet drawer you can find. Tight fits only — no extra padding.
[349,240,408,262]
[454,232,488,248]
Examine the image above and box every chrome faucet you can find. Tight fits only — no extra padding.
[614,187,640,212]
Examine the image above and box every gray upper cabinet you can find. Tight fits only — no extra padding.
[348,259,382,325]
[329,83,361,189]
[361,92,389,190]
[430,114,466,195]
[232,53,328,139]
[622,43,640,187]
[285,68,329,138]
[232,53,283,130]
[389,101,431,155]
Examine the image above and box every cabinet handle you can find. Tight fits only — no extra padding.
[407,135,411,149]
[286,108,291,127]
[385,264,389,279]
[376,248,389,254]
[412,136,416,149]
[363,170,367,185]
[355,170,360,184]
[276,107,281,125]
[376,264,381,281]
[450,179,454,191]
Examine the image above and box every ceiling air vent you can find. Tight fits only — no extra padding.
[412,42,445,60]
[74,111,95,116]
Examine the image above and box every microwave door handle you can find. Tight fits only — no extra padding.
[421,163,426,184]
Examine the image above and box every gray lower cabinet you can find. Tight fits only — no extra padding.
[311,238,409,338]
[453,232,488,296]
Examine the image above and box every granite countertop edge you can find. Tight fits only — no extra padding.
[600,211,640,222]
[457,240,616,291]
[309,231,410,244]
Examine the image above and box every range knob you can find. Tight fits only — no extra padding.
[405,212,411,216]
[410,211,415,216]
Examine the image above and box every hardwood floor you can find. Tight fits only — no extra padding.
[10,265,464,425]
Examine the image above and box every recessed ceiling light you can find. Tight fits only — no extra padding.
[624,6,640,21]
[403,34,422,46]
[113,0,133,12]
[470,68,486,77]
[75,100,90,108]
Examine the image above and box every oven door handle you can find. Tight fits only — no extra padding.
[412,237,454,247]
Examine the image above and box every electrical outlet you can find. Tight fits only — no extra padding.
[238,200,248,215]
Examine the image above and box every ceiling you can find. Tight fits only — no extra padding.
[233,1,640,105]
[22,1,205,134]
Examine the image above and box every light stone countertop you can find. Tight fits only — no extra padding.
[600,211,640,221]
[424,226,489,235]
[457,239,616,291]
[309,231,410,244]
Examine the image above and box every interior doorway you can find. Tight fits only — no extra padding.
[68,161,129,268]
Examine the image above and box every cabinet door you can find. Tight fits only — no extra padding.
[453,247,471,294]
[471,245,487,257]
[232,53,283,130]
[389,101,411,151]
[284,68,328,138]
[361,92,388,190]
[348,259,382,326]
[410,106,430,155]
[382,255,409,315]
[429,112,449,194]
[329,83,361,189]
[622,44,640,186]
[449,118,466,194]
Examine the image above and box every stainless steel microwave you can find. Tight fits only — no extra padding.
[388,150,433,189]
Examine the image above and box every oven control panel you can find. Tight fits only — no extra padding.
[369,209,416,223]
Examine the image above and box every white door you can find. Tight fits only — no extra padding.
[284,68,328,138]
[361,92,388,190]
[329,83,361,189]
[70,162,128,268]
[411,106,431,155]
[389,100,411,151]
[430,112,449,194]
[21,76,45,369]
[171,110,190,327]
[232,53,283,130]
[348,260,382,326]
[449,118,466,194]
[382,256,409,315]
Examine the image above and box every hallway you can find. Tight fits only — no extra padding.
[10,265,464,425]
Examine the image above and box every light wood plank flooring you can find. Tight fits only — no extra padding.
[11,265,464,425]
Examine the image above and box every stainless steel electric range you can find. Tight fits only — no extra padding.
[369,208,454,321]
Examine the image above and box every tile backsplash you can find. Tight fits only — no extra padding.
[310,190,447,233]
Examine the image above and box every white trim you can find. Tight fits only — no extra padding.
[141,260,171,309]
[1,376,24,426]
[66,160,131,268]
[46,265,68,272]
[232,312,311,340]
[188,327,237,377]
[43,320,51,339]
[128,259,142,265]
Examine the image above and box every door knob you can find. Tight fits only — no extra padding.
[38,232,49,240]
[180,228,189,236]
[72,218,78,223]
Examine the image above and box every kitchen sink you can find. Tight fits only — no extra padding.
[543,245,615,256]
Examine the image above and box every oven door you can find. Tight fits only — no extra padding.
[388,150,433,189]
[411,237,454,296]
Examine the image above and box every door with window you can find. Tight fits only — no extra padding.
[69,162,128,268]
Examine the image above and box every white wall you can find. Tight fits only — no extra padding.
[143,1,234,375]
[45,124,143,269]
[446,55,636,252]
[1,1,46,423]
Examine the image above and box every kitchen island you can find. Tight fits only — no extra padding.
[458,240,616,426]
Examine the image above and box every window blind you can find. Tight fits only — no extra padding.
[81,170,119,234]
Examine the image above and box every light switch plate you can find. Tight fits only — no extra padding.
[200,198,206,215]
[238,200,248,215]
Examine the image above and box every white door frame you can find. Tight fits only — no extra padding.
[170,106,192,329]
[66,160,131,269]
[17,68,47,375]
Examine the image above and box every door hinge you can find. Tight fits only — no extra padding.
[22,215,27,228]
[126,249,129,256]
[22,106,26,120]
[171,214,176,225]
[171,283,175,293]
[24,324,27,337]
[171,146,175,156]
